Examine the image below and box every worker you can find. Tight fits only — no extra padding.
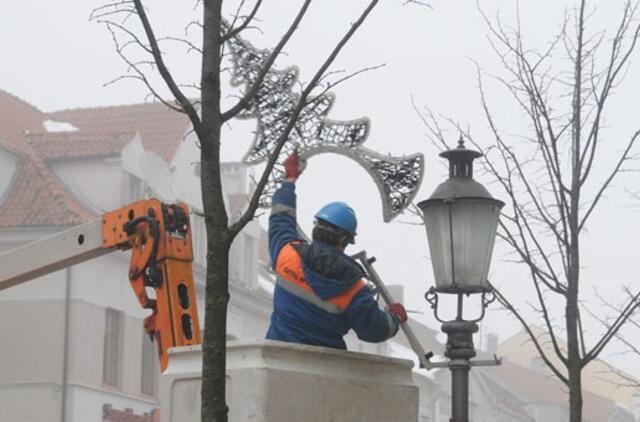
[266,150,408,349]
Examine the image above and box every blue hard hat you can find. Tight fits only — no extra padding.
[314,201,357,242]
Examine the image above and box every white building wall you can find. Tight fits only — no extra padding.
[51,158,125,211]
[0,265,67,301]
[526,403,568,421]
[0,383,63,422]
[0,148,19,201]
[170,130,203,209]
[68,253,148,319]
[0,300,65,383]
[69,385,157,422]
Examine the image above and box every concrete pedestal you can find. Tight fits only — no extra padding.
[160,339,419,422]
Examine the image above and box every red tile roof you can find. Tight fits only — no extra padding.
[48,102,191,162]
[27,131,135,160]
[0,90,192,228]
[477,361,627,422]
[0,153,96,227]
[0,90,45,156]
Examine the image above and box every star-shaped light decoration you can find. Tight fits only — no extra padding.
[226,25,424,222]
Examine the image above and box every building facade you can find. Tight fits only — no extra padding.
[1,89,633,422]
[0,90,270,421]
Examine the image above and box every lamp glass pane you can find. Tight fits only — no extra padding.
[423,199,501,291]
[422,203,453,289]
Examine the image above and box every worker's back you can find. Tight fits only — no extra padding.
[267,240,393,348]
[266,164,402,348]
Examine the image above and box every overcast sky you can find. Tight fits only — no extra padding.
[2,0,640,376]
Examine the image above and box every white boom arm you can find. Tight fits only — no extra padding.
[0,219,110,291]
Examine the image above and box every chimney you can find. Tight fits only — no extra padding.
[485,333,499,355]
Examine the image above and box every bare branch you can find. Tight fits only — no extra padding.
[101,22,184,113]
[305,63,386,107]
[228,0,381,236]
[579,130,640,231]
[585,289,640,364]
[403,0,433,9]
[131,0,203,133]
[221,0,312,122]
[158,36,203,54]
[490,283,569,384]
[223,0,264,41]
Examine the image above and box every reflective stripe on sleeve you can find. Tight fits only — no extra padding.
[327,279,366,309]
[276,276,345,314]
[271,203,296,217]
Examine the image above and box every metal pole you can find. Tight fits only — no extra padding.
[449,360,470,422]
[441,319,478,422]
[60,267,71,422]
[354,251,433,369]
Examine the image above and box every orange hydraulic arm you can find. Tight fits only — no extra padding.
[0,199,201,372]
[102,199,201,372]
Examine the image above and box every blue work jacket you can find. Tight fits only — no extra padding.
[266,181,400,349]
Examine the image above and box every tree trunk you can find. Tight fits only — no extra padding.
[200,1,228,421]
[566,272,583,422]
[201,238,231,422]
[566,2,585,419]
[568,359,583,422]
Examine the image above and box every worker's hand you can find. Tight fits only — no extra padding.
[388,303,408,324]
[283,149,306,181]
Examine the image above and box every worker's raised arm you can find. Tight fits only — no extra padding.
[268,151,306,264]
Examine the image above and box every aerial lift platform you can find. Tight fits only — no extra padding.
[0,198,201,372]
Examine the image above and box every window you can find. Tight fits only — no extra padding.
[103,308,122,387]
[141,330,158,396]
[122,172,149,203]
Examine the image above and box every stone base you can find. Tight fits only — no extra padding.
[160,340,419,422]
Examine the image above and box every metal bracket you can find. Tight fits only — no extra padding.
[425,287,496,324]
[353,250,434,370]
[429,355,502,369]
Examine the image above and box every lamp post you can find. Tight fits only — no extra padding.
[417,137,504,422]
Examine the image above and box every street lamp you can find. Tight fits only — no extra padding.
[417,137,504,422]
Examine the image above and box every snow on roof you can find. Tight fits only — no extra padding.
[43,119,78,132]
[48,101,191,162]
[0,90,192,228]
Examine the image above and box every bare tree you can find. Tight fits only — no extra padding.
[417,1,640,420]
[589,288,640,390]
[90,1,385,421]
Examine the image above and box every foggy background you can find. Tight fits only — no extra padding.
[2,0,639,377]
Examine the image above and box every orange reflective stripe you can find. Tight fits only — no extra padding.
[275,243,310,291]
[275,242,365,312]
[327,279,366,310]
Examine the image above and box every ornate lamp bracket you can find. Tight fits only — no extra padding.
[425,286,496,324]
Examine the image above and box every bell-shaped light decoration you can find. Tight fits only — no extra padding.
[418,138,504,294]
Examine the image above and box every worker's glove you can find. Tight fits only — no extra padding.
[388,303,408,324]
[283,150,306,180]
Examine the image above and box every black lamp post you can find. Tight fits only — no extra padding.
[418,137,504,422]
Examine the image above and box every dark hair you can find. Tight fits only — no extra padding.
[312,221,350,248]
